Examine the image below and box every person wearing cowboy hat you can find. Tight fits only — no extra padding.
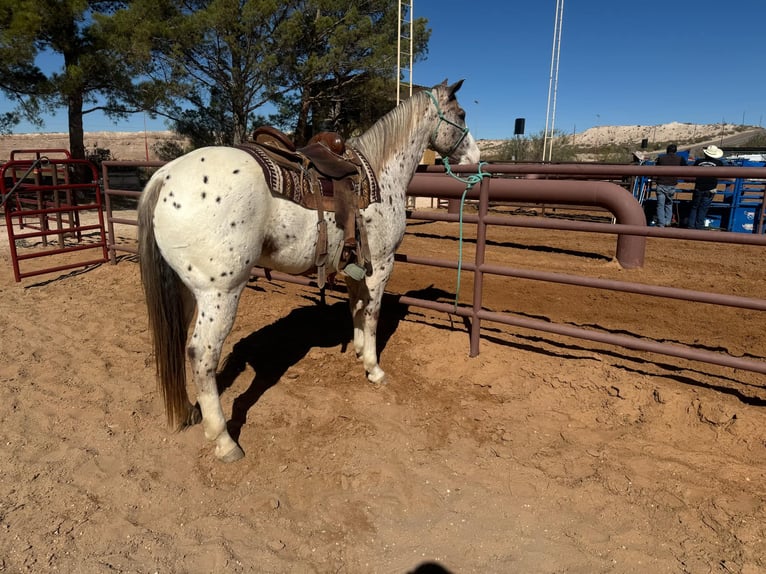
[686,144,725,229]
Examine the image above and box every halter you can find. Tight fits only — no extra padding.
[424,90,470,157]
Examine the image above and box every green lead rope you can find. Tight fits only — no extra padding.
[440,158,491,312]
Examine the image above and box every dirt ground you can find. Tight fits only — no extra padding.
[1,207,765,574]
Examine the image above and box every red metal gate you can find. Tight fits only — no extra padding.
[1,149,109,282]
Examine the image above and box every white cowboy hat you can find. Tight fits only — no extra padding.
[703,145,724,159]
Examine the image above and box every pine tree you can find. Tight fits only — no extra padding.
[0,0,138,158]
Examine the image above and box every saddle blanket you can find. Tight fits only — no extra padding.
[237,143,380,213]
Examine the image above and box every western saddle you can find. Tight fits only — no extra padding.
[238,127,379,285]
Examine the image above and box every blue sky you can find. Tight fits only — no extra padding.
[421,0,766,139]
[4,0,765,140]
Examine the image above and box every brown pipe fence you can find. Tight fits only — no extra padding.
[101,160,766,376]
[101,161,164,263]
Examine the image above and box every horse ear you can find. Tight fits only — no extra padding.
[448,79,465,97]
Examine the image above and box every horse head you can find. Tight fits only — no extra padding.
[426,79,481,165]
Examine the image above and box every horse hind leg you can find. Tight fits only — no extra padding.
[181,286,204,427]
[187,286,247,462]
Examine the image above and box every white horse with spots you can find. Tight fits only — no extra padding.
[138,80,480,462]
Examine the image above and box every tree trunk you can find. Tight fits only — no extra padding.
[66,89,94,184]
[67,91,85,160]
[232,113,247,145]
[293,88,313,147]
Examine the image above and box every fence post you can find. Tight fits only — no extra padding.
[470,176,491,357]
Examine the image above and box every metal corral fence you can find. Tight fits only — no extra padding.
[101,160,766,376]
[101,160,164,263]
[2,150,109,281]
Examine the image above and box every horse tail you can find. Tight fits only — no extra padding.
[138,174,192,430]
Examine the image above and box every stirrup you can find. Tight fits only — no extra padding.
[340,242,356,264]
[341,262,367,281]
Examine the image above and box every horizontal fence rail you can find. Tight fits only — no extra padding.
[101,161,164,263]
[101,160,766,377]
[406,169,766,375]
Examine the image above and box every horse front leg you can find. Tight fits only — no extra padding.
[346,279,366,358]
[187,288,246,462]
[346,273,387,384]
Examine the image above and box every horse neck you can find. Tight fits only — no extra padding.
[351,93,436,197]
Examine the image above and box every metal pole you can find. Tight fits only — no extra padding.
[409,1,414,98]
[543,0,564,162]
[542,0,559,161]
[396,1,402,104]
[548,0,564,162]
[396,1,414,104]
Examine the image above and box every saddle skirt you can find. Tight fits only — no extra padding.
[237,140,380,213]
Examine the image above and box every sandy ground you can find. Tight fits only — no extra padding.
[1,206,765,573]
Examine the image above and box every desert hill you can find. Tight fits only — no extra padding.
[570,121,756,147]
[478,122,765,160]
[0,130,186,163]
[1,123,764,163]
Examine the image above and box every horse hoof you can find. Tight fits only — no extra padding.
[218,444,245,463]
[367,367,387,384]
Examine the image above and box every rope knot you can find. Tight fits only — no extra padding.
[442,158,490,188]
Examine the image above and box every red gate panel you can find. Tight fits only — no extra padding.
[1,150,109,282]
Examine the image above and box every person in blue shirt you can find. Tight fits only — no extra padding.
[687,145,724,229]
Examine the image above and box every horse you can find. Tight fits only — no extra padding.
[137,79,481,462]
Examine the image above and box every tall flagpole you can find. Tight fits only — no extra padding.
[396,1,414,105]
[542,0,564,162]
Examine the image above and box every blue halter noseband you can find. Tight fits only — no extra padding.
[424,90,470,157]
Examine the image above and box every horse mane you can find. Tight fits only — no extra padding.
[348,89,432,175]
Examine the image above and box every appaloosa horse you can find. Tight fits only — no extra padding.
[138,80,480,461]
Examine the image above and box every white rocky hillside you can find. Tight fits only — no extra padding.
[477,122,765,158]
[1,123,764,163]
[571,122,756,147]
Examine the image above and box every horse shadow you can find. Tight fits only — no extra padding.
[216,286,424,441]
